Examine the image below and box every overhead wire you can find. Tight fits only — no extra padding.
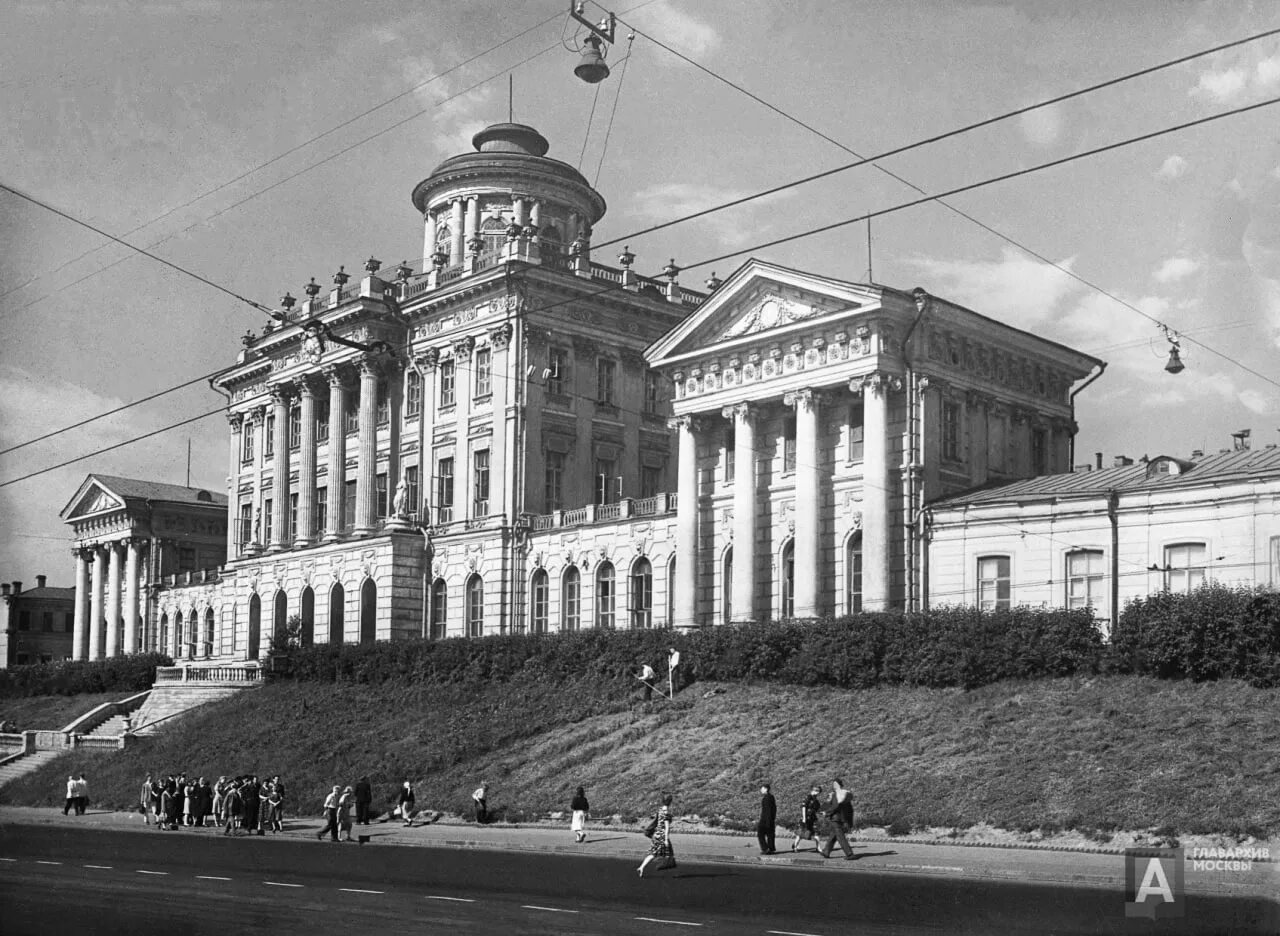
[593,32,636,188]
[5,92,1276,486]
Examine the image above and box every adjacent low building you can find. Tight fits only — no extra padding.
[0,577,74,667]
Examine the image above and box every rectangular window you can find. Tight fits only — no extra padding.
[1066,549,1105,617]
[289,492,299,540]
[376,380,389,426]
[1031,428,1048,475]
[942,401,961,461]
[783,418,796,474]
[544,450,565,512]
[977,555,1011,611]
[643,371,661,414]
[848,403,865,462]
[547,347,568,396]
[406,370,422,418]
[316,486,327,535]
[343,480,357,530]
[178,546,197,572]
[376,472,388,518]
[641,465,661,500]
[437,457,454,523]
[41,612,53,633]
[630,567,653,629]
[439,359,456,408]
[473,450,490,516]
[316,399,330,443]
[474,347,492,398]
[597,570,616,629]
[847,537,863,613]
[263,499,273,543]
[596,358,616,406]
[405,466,419,519]
[1271,536,1280,586]
[595,458,619,505]
[724,429,735,483]
[531,575,549,634]
[239,502,253,548]
[563,574,580,631]
[17,611,29,632]
[242,420,254,463]
[1164,542,1206,594]
[64,613,75,633]
[288,405,301,450]
[345,389,359,434]
[265,414,275,457]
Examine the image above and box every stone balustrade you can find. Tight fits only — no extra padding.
[154,664,263,684]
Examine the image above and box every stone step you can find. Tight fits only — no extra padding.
[89,714,132,737]
[0,750,64,790]
[133,686,252,734]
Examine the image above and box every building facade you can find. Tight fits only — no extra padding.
[60,474,228,661]
[138,120,1103,660]
[0,577,74,667]
[926,447,1280,634]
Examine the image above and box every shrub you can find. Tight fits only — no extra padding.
[0,652,173,698]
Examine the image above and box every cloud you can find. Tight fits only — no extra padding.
[1019,104,1063,147]
[632,1,720,58]
[629,181,793,248]
[1192,66,1248,101]
[1155,155,1188,180]
[1152,256,1199,284]
[1256,54,1280,89]
[905,246,1082,328]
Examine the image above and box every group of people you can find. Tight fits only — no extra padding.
[761,778,858,859]
[139,773,287,834]
[316,777,415,841]
[62,774,89,816]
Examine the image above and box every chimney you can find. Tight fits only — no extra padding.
[1190,448,1204,459]
[11,581,21,595]
[1,584,9,597]
[1113,455,1133,467]
[36,574,46,589]
[1095,452,1103,470]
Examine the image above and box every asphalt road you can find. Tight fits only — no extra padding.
[0,825,1274,935]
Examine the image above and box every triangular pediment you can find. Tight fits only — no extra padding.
[60,476,126,522]
[646,259,882,365]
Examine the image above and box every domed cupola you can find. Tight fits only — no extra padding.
[410,122,607,270]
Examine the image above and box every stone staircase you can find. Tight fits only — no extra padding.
[132,684,253,734]
[88,713,133,737]
[0,750,63,789]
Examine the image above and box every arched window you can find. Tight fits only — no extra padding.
[481,216,508,254]
[530,569,549,634]
[596,562,616,629]
[466,574,484,638]
[630,558,653,629]
[159,613,169,657]
[846,533,863,614]
[273,589,288,652]
[667,555,677,629]
[222,605,234,657]
[300,586,315,646]
[435,222,451,256]
[360,579,377,644]
[173,611,184,659]
[722,547,733,624]
[562,566,581,632]
[781,541,795,619]
[203,607,214,658]
[430,578,447,640]
[539,224,563,265]
[328,583,344,645]
[248,594,261,660]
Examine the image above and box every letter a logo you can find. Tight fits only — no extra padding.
[1125,849,1184,919]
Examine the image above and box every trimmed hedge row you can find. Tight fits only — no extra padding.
[272,606,1105,691]
[0,652,173,698]
[1111,584,1280,687]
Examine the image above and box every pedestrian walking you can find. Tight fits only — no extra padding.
[354,776,372,825]
[757,783,777,854]
[790,785,822,852]
[637,792,676,877]
[317,785,340,842]
[75,774,88,815]
[338,786,354,841]
[139,774,155,825]
[637,661,656,701]
[472,782,489,824]
[62,775,76,816]
[212,776,226,825]
[820,778,855,860]
[397,780,416,827]
[266,783,284,832]
[183,780,196,826]
[222,781,243,835]
[570,786,590,843]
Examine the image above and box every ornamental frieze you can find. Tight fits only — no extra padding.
[412,294,520,340]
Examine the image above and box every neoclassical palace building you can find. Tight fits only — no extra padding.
[124,120,1102,662]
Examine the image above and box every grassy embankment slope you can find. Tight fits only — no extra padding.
[0,693,124,732]
[3,675,1277,842]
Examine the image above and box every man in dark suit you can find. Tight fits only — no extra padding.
[354,776,373,825]
[757,783,777,854]
[820,778,855,859]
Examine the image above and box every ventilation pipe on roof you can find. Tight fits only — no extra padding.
[36,575,46,588]
[11,581,21,595]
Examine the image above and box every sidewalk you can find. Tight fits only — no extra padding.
[1,805,1275,900]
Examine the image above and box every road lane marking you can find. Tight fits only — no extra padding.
[264,881,304,888]
[340,888,385,895]
[36,861,62,865]
[197,875,232,881]
[635,918,702,927]
[0,857,16,862]
[137,870,168,875]
[84,865,113,869]
[522,905,579,913]
[768,931,826,936]
[424,896,475,902]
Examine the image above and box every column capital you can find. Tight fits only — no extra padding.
[783,388,822,411]
[452,335,475,361]
[490,322,513,351]
[667,414,703,433]
[720,402,757,425]
[415,347,440,371]
[324,364,353,388]
[918,374,950,395]
[251,403,268,420]
[227,411,245,430]
[297,373,325,398]
[268,383,295,404]
[849,371,902,397]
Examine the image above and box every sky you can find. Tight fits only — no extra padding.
[1,0,1278,585]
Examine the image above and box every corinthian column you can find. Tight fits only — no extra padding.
[71,548,89,661]
[856,373,891,611]
[785,389,821,618]
[88,546,105,660]
[296,378,319,546]
[269,385,291,551]
[226,413,243,557]
[354,356,380,536]
[324,367,348,541]
[124,538,141,654]
[105,540,123,657]
[449,198,465,265]
[722,403,758,623]
[670,415,700,628]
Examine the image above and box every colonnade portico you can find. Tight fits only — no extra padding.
[671,373,894,627]
[71,539,145,661]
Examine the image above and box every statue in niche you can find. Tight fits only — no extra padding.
[392,477,410,518]
[253,508,262,544]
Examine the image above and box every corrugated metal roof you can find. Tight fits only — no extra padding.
[89,474,228,507]
[930,447,1280,508]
